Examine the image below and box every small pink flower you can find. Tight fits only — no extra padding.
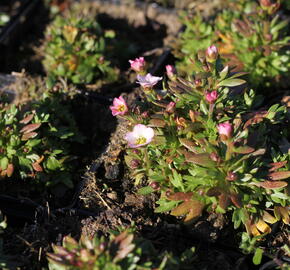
[129,57,145,72]
[206,45,218,62]
[166,65,176,78]
[136,73,162,88]
[217,122,232,138]
[110,96,128,116]
[205,91,218,104]
[125,124,154,148]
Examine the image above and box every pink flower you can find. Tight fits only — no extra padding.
[166,65,176,78]
[129,57,145,72]
[125,124,154,148]
[110,96,128,116]
[205,91,218,104]
[136,73,162,88]
[206,45,218,62]
[217,122,232,138]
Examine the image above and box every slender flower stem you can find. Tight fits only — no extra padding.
[225,141,233,161]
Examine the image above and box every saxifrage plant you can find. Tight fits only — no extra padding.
[47,229,196,270]
[43,12,118,84]
[112,49,289,240]
[0,92,84,188]
[174,0,290,89]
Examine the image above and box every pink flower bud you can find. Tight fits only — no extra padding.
[206,45,218,63]
[226,171,237,181]
[165,65,176,79]
[110,96,128,116]
[149,182,160,190]
[165,101,176,114]
[205,91,218,104]
[194,79,202,87]
[217,122,232,138]
[129,57,145,72]
[130,159,141,169]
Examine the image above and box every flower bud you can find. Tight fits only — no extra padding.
[166,65,176,80]
[226,171,237,181]
[150,181,160,190]
[194,79,202,87]
[217,122,232,139]
[141,111,150,118]
[165,190,172,197]
[99,242,106,252]
[165,101,176,114]
[205,91,218,104]
[210,152,220,162]
[130,159,140,169]
[206,45,218,63]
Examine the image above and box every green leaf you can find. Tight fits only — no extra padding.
[170,170,184,189]
[155,200,178,213]
[0,157,8,170]
[137,186,154,195]
[253,248,263,265]
[217,78,246,87]
[46,156,61,171]
[219,65,229,80]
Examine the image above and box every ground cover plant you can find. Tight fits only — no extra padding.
[174,0,290,90]
[0,91,84,189]
[43,9,118,84]
[0,0,289,269]
[118,46,290,265]
[48,228,199,270]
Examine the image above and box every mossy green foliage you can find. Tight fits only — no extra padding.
[43,14,118,84]
[0,92,84,188]
[174,0,290,89]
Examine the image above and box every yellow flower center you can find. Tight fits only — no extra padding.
[118,105,126,112]
[135,136,147,145]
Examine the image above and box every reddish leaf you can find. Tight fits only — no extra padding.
[184,152,216,167]
[244,111,268,128]
[268,171,290,180]
[230,193,242,208]
[184,203,204,222]
[167,192,193,201]
[219,193,230,210]
[179,138,200,153]
[6,164,14,177]
[259,181,287,189]
[20,123,41,134]
[206,187,222,197]
[269,161,287,172]
[32,162,43,172]
[21,132,38,141]
[171,200,203,218]
[233,146,255,154]
[148,119,166,128]
[20,113,34,124]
